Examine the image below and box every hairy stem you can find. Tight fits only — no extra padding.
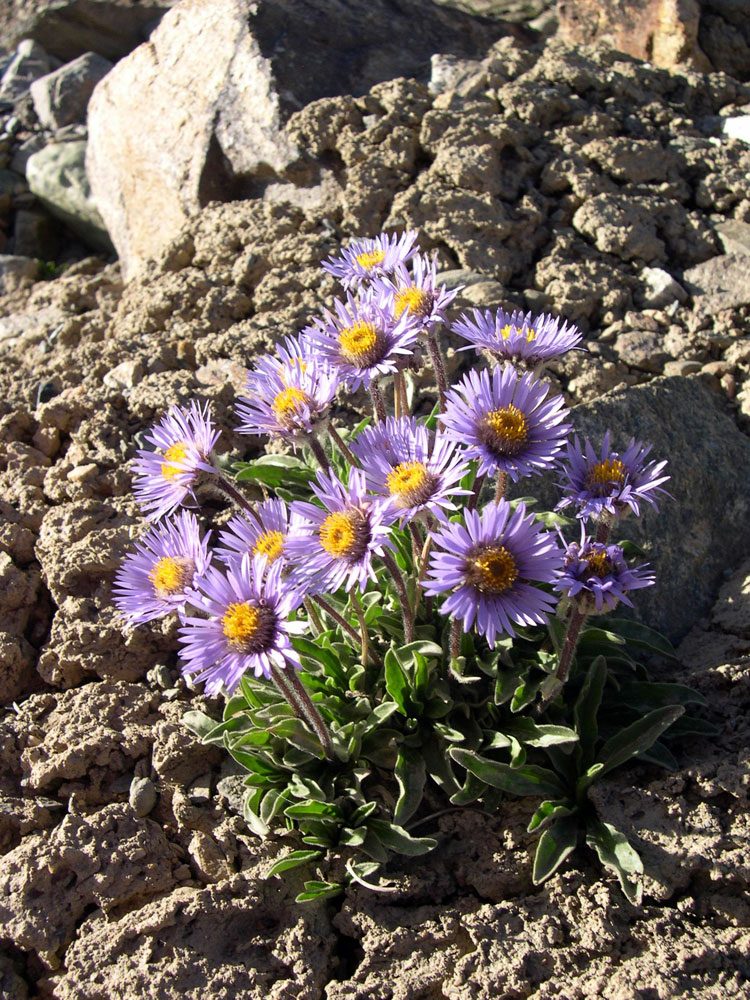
[308,435,331,472]
[328,423,359,467]
[426,329,448,411]
[467,473,486,512]
[369,381,386,423]
[312,594,360,643]
[595,512,614,544]
[381,550,415,643]
[495,470,508,504]
[214,474,263,527]
[350,590,371,667]
[271,665,334,760]
[450,618,462,659]
[304,597,324,636]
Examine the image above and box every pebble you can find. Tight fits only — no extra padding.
[188,773,213,805]
[663,359,702,376]
[129,776,157,817]
[640,266,687,309]
[103,358,144,390]
[66,462,98,483]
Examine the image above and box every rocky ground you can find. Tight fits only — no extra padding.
[1,7,750,1000]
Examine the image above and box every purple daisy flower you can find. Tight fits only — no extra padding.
[555,432,671,521]
[322,230,419,289]
[235,352,338,444]
[215,498,303,569]
[132,401,220,520]
[113,511,212,625]
[286,468,399,593]
[422,501,564,646]
[178,554,308,694]
[350,416,470,522]
[304,290,419,392]
[441,366,571,482]
[555,533,655,613]
[376,253,459,334]
[454,307,583,365]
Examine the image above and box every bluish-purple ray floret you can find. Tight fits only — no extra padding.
[216,498,303,570]
[375,253,459,334]
[453,306,584,364]
[555,533,655,613]
[235,353,338,444]
[113,510,212,625]
[350,415,471,522]
[286,467,399,594]
[304,290,419,392]
[441,366,571,482]
[322,230,419,288]
[132,400,221,521]
[555,431,671,521]
[178,553,308,694]
[422,501,564,646]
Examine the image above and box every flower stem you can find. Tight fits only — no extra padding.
[450,618,462,658]
[271,665,334,761]
[541,605,588,708]
[328,423,359,467]
[370,381,387,423]
[381,550,415,643]
[350,590,372,667]
[394,370,408,419]
[312,595,360,643]
[214,474,263,527]
[495,471,508,504]
[467,473,486,512]
[308,435,331,472]
[595,512,614,544]
[426,329,448,411]
[304,597,324,636]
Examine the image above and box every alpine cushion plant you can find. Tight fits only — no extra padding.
[115,229,708,906]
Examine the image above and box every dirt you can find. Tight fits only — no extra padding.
[1,34,750,1000]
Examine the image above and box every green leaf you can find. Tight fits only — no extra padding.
[384,647,410,715]
[234,454,315,490]
[450,748,567,799]
[182,709,221,742]
[501,718,579,748]
[586,819,643,905]
[510,676,542,713]
[527,800,577,834]
[350,801,378,826]
[242,788,270,837]
[599,618,677,660]
[394,747,427,826]
[269,717,327,759]
[617,682,707,714]
[494,664,526,706]
[595,705,685,778]
[367,818,437,856]
[295,880,343,903]
[532,814,580,883]
[450,770,488,806]
[259,787,289,826]
[292,636,347,688]
[284,799,343,820]
[345,860,397,892]
[267,849,322,877]
[636,739,678,770]
[574,655,607,769]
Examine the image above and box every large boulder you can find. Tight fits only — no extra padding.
[86,0,515,279]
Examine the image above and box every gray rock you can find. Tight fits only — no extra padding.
[533,376,750,642]
[436,268,489,290]
[715,219,750,256]
[25,140,113,252]
[722,116,750,146]
[0,254,37,293]
[613,330,671,373]
[13,209,60,260]
[30,52,113,130]
[683,253,750,315]
[639,266,687,309]
[0,40,53,105]
[0,167,27,214]
[128,776,157,817]
[10,135,46,175]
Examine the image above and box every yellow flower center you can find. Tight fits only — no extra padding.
[319,511,358,558]
[338,321,382,367]
[161,441,189,481]
[467,545,519,594]
[356,249,386,269]
[586,551,613,577]
[222,601,260,644]
[481,405,529,457]
[148,556,193,597]
[385,460,438,508]
[585,458,626,490]
[395,287,431,318]
[272,386,308,427]
[253,530,285,563]
[500,322,536,342]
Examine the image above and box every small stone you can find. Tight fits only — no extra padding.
[30,52,113,131]
[721,373,736,398]
[715,219,750,256]
[436,268,488,291]
[663,360,702,376]
[129,776,157,817]
[103,358,144,390]
[0,254,37,293]
[147,663,173,689]
[188,773,213,805]
[723,339,750,367]
[35,380,59,407]
[701,361,733,377]
[188,830,231,884]
[65,463,98,483]
[683,254,750,315]
[460,280,505,307]
[614,330,672,373]
[639,267,687,309]
[723,116,750,146]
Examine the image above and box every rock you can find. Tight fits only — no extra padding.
[0,167,28,215]
[572,195,665,264]
[557,0,711,72]
[10,134,46,174]
[614,329,672,373]
[0,0,173,63]
[663,359,702,376]
[715,218,750,255]
[25,140,113,252]
[0,39,53,105]
[0,254,37,293]
[700,3,750,82]
[722,116,750,146]
[460,279,506,306]
[639,267,687,309]
[102,358,144,389]
[535,376,750,641]
[86,0,511,278]
[12,208,60,260]
[683,253,750,314]
[129,776,157,816]
[30,51,113,130]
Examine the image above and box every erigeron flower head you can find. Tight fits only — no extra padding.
[376,253,459,334]
[132,401,221,520]
[441,366,571,482]
[322,230,419,289]
[556,432,671,521]
[350,416,470,522]
[235,353,338,444]
[178,554,307,694]
[555,533,655,613]
[304,291,419,392]
[423,501,564,646]
[216,498,303,570]
[454,307,583,365]
[286,468,399,593]
[113,511,212,625]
